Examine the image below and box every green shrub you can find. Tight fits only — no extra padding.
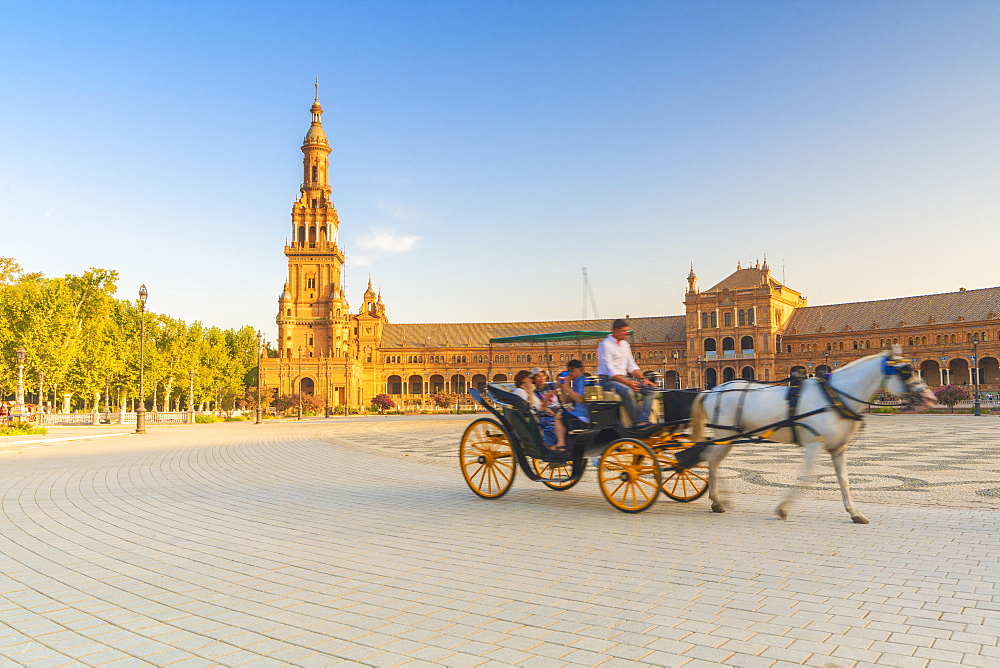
[874,407,898,414]
[224,416,247,422]
[0,421,47,436]
[195,415,218,424]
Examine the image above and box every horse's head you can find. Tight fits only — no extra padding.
[882,348,936,408]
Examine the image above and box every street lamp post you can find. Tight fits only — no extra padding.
[824,349,830,375]
[972,335,981,416]
[37,371,45,425]
[297,346,303,420]
[255,331,263,424]
[135,284,148,434]
[14,347,26,420]
[188,369,195,424]
[324,356,331,418]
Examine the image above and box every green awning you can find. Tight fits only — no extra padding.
[489,330,610,344]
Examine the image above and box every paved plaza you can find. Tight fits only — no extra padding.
[0,415,997,667]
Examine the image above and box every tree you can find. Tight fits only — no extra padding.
[934,384,969,413]
[431,392,456,408]
[0,259,262,413]
[273,393,323,415]
[371,394,396,412]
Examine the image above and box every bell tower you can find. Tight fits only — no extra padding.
[276,82,351,360]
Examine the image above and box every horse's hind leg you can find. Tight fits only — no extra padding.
[776,440,819,520]
[831,448,869,524]
[705,442,734,513]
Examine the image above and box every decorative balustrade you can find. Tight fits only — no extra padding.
[698,352,756,362]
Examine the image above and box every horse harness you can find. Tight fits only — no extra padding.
[705,373,866,447]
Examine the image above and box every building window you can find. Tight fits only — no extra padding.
[710,312,718,328]
[724,312,732,327]
[306,277,316,289]
[747,308,755,325]
[738,310,746,326]
[701,312,708,328]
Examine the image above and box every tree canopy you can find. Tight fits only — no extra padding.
[0,258,260,412]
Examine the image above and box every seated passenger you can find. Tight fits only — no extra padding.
[597,318,658,428]
[514,367,566,450]
[533,367,574,451]
[558,359,590,432]
[511,368,566,451]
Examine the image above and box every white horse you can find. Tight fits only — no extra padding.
[689,349,936,524]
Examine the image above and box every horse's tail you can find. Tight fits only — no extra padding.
[689,392,708,443]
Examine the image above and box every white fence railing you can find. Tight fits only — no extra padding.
[2,412,198,426]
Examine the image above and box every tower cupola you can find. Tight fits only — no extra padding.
[686,263,698,294]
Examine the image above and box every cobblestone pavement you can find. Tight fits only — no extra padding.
[0,416,997,667]
[328,414,1000,510]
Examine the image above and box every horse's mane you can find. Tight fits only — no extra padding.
[831,351,886,375]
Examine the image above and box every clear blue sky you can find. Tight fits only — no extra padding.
[2,1,997,344]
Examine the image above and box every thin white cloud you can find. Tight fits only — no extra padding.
[357,227,420,254]
[349,255,372,267]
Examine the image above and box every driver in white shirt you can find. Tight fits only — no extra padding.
[596,318,657,427]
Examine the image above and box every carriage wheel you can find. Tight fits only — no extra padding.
[459,418,517,499]
[597,438,662,513]
[531,458,583,491]
[657,450,709,502]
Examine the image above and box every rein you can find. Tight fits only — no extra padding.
[702,354,910,446]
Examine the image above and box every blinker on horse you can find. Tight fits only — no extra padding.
[689,348,936,524]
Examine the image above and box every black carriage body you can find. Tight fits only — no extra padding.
[471,384,699,474]
[463,383,710,511]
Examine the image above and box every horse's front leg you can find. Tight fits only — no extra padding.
[705,442,734,513]
[776,440,819,519]
[831,447,868,524]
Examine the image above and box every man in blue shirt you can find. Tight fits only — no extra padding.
[559,359,590,432]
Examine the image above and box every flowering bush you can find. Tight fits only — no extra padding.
[370,394,396,412]
[934,384,969,413]
[431,393,457,408]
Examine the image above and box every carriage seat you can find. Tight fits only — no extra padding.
[594,388,645,427]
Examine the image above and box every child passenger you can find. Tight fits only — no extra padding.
[512,369,567,451]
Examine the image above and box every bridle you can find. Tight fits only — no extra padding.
[826,353,925,412]
[880,354,928,407]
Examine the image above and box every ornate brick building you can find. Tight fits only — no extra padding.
[261,95,1000,408]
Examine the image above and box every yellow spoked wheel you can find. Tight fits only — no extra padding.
[459,418,517,499]
[531,458,582,491]
[657,450,709,502]
[597,438,662,513]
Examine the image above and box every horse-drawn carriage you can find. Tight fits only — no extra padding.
[459,331,938,522]
[460,331,709,513]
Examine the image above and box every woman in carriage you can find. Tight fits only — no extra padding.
[513,370,568,451]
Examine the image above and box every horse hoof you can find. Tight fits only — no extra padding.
[711,503,726,513]
[775,508,787,520]
[852,515,869,524]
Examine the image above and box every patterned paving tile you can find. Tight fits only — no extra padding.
[0,416,996,667]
